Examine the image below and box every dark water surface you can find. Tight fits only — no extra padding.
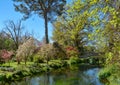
[4,65,104,85]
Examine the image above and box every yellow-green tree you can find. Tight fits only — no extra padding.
[52,0,91,54]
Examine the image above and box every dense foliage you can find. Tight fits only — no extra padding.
[0,31,15,50]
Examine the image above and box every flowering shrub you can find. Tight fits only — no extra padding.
[65,46,79,59]
[0,49,13,63]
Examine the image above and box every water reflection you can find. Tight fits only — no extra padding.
[4,66,104,85]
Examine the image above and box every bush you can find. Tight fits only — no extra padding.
[99,65,114,80]
[0,49,13,63]
[29,63,47,74]
[52,42,67,59]
[99,64,120,85]
[0,74,6,81]
[65,46,79,59]
[49,60,68,69]
[108,64,120,84]
[33,54,44,63]
[89,57,99,65]
[69,56,80,64]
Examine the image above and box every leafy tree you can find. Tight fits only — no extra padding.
[52,0,91,54]
[88,0,120,59]
[87,0,120,84]
[16,37,36,65]
[103,0,120,64]
[13,0,66,44]
[0,31,15,50]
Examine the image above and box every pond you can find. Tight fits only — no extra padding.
[4,65,104,85]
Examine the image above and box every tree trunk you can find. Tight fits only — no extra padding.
[44,13,49,44]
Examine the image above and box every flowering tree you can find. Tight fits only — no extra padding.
[16,38,36,65]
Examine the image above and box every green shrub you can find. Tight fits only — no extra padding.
[6,73,13,81]
[52,42,67,59]
[0,74,6,81]
[89,58,99,65]
[107,64,120,85]
[49,60,62,69]
[69,56,80,64]
[99,65,113,80]
[49,60,67,69]
[99,64,120,85]
[33,54,44,63]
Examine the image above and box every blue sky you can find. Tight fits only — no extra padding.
[0,0,71,41]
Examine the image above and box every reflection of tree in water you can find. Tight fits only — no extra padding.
[44,71,55,85]
[44,72,50,85]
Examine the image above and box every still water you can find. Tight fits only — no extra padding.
[6,65,104,85]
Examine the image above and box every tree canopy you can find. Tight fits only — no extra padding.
[13,0,66,44]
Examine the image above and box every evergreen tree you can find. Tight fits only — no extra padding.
[13,0,66,44]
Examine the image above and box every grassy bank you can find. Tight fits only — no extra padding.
[0,60,67,82]
[0,57,104,83]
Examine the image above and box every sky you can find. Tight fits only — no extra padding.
[0,0,71,41]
